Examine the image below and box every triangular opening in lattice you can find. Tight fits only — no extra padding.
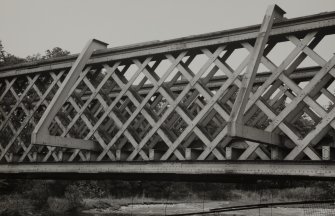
[122,63,140,83]
[266,40,296,66]
[297,55,320,69]
[311,34,335,62]
[187,53,210,75]
[204,62,226,80]
[256,62,271,74]
[153,58,173,81]
[225,46,249,71]
[164,67,182,86]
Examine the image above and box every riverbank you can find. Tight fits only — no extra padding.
[1,195,334,216]
[1,181,334,216]
[81,199,330,216]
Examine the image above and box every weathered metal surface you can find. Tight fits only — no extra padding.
[0,5,335,178]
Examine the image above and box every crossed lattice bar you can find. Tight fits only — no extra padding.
[0,5,335,162]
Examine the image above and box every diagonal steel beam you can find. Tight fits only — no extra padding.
[228,4,285,142]
[31,39,108,151]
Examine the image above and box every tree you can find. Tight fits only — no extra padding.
[45,47,70,59]
[25,53,43,62]
[0,41,71,66]
[26,47,70,62]
[0,41,5,63]
[0,40,25,67]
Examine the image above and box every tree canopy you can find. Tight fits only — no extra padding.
[0,40,70,67]
[0,41,25,67]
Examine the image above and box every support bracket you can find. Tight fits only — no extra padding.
[227,4,286,145]
[31,39,108,151]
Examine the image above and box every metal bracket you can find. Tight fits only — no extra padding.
[31,39,108,151]
[227,4,286,145]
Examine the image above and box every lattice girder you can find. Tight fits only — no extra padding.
[0,5,335,162]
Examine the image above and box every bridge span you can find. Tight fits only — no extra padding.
[1,5,335,179]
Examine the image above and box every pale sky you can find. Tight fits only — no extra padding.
[1,0,335,58]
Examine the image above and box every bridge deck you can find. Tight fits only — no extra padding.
[1,161,335,180]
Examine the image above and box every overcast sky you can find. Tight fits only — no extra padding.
[1,0,335,58]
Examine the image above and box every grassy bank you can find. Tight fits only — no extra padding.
[0,180,334,216]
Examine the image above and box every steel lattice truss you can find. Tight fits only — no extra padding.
[1,5,335,164]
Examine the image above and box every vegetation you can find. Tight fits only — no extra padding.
[0,41,25,66]
[1,179,335,215]
[0,40,70,67]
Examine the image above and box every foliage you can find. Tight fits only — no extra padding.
[47,197,71,213]
[64,181,106,209]
[0,194,34,216]
[0,41,25,67]
[26,47,70,62]
[0,40,70,66]
[64,183,85,209]
[45,47,70,59]
[23,181,50,208]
